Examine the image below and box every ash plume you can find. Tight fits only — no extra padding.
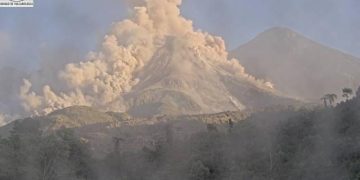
[20,0,273,115]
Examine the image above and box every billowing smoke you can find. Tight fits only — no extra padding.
[20,0,273,115]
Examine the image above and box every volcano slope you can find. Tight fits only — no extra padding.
[1,89,360,179]
[230,27,360,102]
[19,0,296,118]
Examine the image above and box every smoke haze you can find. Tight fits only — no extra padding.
[0,1,360,179]
[0,0,359,122]
[19,0,273,115]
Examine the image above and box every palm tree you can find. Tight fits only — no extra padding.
[342,88,353,101]
[326,94,338,106]
[321,96,328,107]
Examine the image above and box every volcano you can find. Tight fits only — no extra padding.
[123,37,295,117]
[19,1,295,117]
[230,27,360,101]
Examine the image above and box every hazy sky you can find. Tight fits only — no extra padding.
[0,0,359,69]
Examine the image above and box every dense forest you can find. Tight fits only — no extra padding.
[1,87,360,180]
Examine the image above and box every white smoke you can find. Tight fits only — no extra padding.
[20,0,274,115]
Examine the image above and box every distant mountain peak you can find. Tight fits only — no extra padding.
[261,27,299,35]
[230,27,360,101]
[252,27,313,48]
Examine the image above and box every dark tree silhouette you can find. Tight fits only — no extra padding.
[342,88,353,101]
[207,124,218,132]
[326,94,337,106]
[112,137,124,154]
[321,96,328,107]
[226,114,234,134]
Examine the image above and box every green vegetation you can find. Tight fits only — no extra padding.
[343,88,354,101]
[0,120,95,180]
[321,93,338,107]
[1,88,360,179]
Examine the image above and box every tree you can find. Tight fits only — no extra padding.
[321,96,328,107]
[322,94,337,107]
[342,88,353,101]
[189,160,211,180]
[0,121,28,180]
[188,132,229,180]
[57,129,95,180]
[165,124,174,145]
[207,124,218,133]
[327,94,338,106]
[36,135,69,180]
[226,114,234,134]
[36,129,95,180]
[112,137,124,155]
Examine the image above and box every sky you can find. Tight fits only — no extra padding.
[0,0,360,70]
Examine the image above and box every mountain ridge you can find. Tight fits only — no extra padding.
[120,34,297,117]
[252,27,360,62]
[230,27,360,101]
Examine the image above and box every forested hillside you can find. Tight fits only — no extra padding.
[1,88,360,180]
